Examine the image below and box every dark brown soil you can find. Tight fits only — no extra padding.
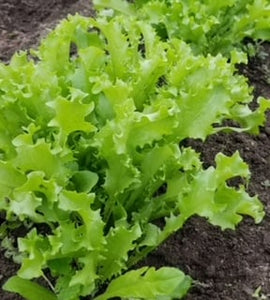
[0,1,270,300]
[0,0,94,62]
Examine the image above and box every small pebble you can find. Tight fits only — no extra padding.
[206,265,216,277]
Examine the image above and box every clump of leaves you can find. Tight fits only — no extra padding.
[0,1,269,299]
[95,0,270,56]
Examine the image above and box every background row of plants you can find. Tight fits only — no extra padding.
[0,0,270,299]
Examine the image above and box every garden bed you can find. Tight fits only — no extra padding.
[0,1,270,299]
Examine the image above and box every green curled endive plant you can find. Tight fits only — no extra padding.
[0,0,269,299]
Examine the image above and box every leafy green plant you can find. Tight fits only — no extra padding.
[95,0,270,56]
[0,1,269,299]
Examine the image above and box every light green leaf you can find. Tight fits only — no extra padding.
[0,161,26,201]
[212,185,264,229]
[100,223,142,279]
[71,170,98,193]
[93,0,135,15]
[69,253,101,296]
[178,152,264,230]
[13,140,68,181]
[94,267,192,300]
[3,276,57,300]
[58,190,105,251]
[18,229,49,279]
[48,95,95,140]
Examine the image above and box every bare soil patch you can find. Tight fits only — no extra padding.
[0,1,269,299]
